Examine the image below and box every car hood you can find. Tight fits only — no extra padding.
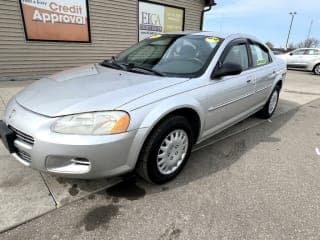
[16,64,187,117]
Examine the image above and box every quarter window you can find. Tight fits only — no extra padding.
[292,49,306,55]
[222,44,249,70]
[249,44,271,67]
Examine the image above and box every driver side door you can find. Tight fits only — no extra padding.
[287,49,305,66]
[203,39,256,139]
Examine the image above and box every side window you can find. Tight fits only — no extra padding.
[223,44,249,70]
[305,49,320,55]
[292,49,306,55]
[249,44,271,67]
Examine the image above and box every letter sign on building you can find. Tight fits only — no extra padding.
[19,0,90,42]
[139,1,185,41]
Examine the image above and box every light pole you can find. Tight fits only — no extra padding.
[285,12,297,49]
[307,20,313,39]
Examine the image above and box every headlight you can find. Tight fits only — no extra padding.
[51,111,130,135]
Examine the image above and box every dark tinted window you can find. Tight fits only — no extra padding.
[223,44,249,70]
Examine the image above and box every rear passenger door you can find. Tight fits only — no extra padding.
[304,49,320,65]
[248,42,275,105]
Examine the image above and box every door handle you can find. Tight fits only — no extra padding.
[246,79,252,83]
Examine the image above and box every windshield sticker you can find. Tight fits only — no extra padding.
[205,36,220,43]
[149,34,162,39]
[257,59,267,66]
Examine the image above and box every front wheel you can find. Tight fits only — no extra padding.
[313,64,320,75]
[257,87,280,119]
[136,115,194,184]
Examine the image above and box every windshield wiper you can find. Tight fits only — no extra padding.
[101,56,127,71]
[127,64,165,76]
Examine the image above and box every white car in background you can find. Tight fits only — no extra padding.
[278,48,320,75]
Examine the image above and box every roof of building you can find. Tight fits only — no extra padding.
[204,0,217,6]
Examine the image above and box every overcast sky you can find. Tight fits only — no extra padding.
[203,0,320,47]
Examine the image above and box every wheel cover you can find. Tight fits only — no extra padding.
[315,65,320,75]
[156,129,189,175]
[268,90,278,114]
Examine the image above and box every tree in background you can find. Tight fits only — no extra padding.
[288,43,295,49]
[265,41,274,49]
[295,38,320,48]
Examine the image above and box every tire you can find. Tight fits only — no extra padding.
[136,115,194,184]
[313,64,320,75]
[257,86,280,119]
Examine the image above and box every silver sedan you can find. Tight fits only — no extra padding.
[0,32,286,184]
[278,48,320,75]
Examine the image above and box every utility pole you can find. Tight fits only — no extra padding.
[307,20,313,39]
[285,12,297,49]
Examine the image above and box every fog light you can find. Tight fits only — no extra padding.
[46,155,91,174]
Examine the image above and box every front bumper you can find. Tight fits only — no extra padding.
[2,99,146,179]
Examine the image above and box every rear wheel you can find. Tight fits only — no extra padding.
[313,64,320,75]
[136,115,194,184]
[257,86,280,119]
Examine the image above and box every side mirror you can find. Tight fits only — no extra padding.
[212,62,243,79]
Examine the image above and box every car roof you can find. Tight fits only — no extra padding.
[295,48,320,50]
[162,31,260,42]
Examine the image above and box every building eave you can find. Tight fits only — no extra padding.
[204,0,217,7]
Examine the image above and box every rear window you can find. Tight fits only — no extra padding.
[249,44,271,67]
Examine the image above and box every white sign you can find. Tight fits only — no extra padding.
[139,1,184,41]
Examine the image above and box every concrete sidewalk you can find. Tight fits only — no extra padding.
[0,70,319,233]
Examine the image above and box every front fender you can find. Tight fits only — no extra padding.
[124,95,206,169]
[139,96,205,136]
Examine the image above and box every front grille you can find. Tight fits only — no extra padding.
[9,126,34,145]
[17,149,32,163]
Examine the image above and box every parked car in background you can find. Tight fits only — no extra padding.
[0,32,286,184]
[278,48,320,75]
[272,49,286,55]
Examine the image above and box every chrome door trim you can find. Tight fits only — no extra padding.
[208,92,254,112]
[255,84,272,93]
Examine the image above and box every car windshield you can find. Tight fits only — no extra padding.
[104,34,223,77]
